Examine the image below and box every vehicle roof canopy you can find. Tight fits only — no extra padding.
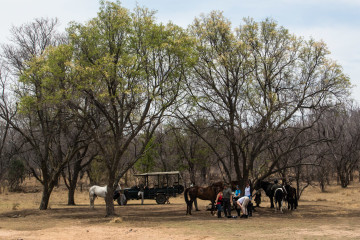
[133,171,181,177]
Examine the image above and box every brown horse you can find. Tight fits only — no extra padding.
[184,183,222,215]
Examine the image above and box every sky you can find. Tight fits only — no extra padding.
[0,0,359,103]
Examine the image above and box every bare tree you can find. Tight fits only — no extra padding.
[180,13,350,191]
[318,107,360,188]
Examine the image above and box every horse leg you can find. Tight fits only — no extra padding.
[288,199,291,210]
[211,201,215,216]
[186,202,190,215]
[89,195,94,208]
[274,200,277,212]
[270,196,274,208]
[188,200,193,215]
[194,199,199,211]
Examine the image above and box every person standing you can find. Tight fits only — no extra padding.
[138,183,145,205]
[254,190,262,207]
[215,189,223,218]
[222,183,232,218]
[244,181,251,199]
[234,185,241,197]
[237,196,250,218]
[244,180,253,216]
[271,179,282,192]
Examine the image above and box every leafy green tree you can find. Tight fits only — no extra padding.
[68,1,194,216]
[134,137,158,173]
[0,19,66,209]
[0,18,88,209]
[14,45,86,209]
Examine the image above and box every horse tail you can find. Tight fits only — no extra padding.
[184,187,190,205]
[89,186,95,208]
[294,192,298,209]
[89,186,94,198]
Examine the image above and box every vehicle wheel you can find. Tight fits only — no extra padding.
[177,185,184,194]
[156,194,167,204]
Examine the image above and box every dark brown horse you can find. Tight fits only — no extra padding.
[284,184,298,210]
[184,183,222,215]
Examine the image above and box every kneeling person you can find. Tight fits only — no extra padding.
[237,196,250,218]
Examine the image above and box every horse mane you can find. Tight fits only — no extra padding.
[257,180,274,197]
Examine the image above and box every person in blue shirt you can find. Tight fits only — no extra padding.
[234,185,241,197]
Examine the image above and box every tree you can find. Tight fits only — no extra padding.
[181,12,351,190]
[7,157,26,191]
[168,120,212,185]
[68,1,194,216]
[317,107,360,188]
[62,140,98,205]
[0,64,13,185]
[0,19,87,209]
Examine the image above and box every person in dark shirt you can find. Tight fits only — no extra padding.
[222,183,233,218]
[271,179,282,192]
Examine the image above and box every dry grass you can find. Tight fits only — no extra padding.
[1,178,360,239]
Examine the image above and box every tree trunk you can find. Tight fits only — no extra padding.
[201,166,207,184]
[125,171,128,187]
[105,184,115,217]
[67,162,81,205]
[189,163,196,186]
[39,185,54,210]
[339,170,350,188]
[320,181,325,192]
[68,185,76,205]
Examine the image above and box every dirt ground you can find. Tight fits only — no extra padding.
[1,179,360,240]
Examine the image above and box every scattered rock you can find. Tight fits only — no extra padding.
[110,217,123,223]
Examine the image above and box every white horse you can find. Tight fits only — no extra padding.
[89,184,121,208]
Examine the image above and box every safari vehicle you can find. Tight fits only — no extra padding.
[119,171,184,205]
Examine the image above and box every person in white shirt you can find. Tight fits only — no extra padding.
[244,181,251,199]
[237,196,250,218]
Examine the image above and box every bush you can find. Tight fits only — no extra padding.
[7,158,26,192]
